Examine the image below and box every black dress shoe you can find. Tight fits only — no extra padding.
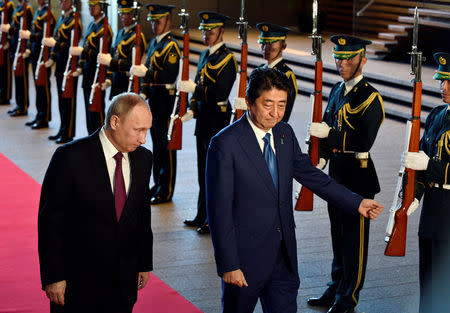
[9,109,27,117]
[150,194,171,205]
[55,137,73,144]
[48,133,61,140]
[307,295,335,307]
[327,303,354,313]
[7,107,18,114]
[183,217,204,227]
[25,119,37,126]
[31,121,49,129]
[197,224,210,234]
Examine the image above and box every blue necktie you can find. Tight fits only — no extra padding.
[263,133,278,191]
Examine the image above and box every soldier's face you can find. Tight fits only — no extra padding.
[335,54,367,82]
[151,16,170,36]
[59,0,71,11]
[89,4,102,17]
[38,0,45,6]
[441,80,450,104]
[120,12,134,27]
[261,41,286,63]
[248,88,287,132]
[202,27,223,47]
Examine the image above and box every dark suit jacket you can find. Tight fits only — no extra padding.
[206,116,363,285]
[38,130,153,306]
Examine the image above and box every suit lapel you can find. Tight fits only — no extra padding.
[119,151,138,223]
[273,125,287,198]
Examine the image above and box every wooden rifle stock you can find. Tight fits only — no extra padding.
[385,82,422,256]
[0,0,9,67]
[89,15,109,112]
[35,3,52,86]
[14,1,28,76]
[295,60,323,211]
[130,23,141,93]
[62,8,80,99]
[235,42,247,120]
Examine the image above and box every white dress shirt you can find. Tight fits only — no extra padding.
[268,57,283,69]
[99,128,131,195]
[156,31,171,43]
[209,41,225,55]
[247,112,276,155]
[344,74,363,96]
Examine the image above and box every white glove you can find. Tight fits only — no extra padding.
[1,42,10,50]
[101,79,111,90]
[42,37,56,47]
[407,198,420,216]
[130,64,148,77]
[1,24,10,33]
[19,30,31,40]
[44,59,54,68]
[234,97,248,111]
[316,158,327,170]
[309,122,331,138]
[98,53,112,66]
[69,46,83,56]
[181,110,194,122]
[139,93,147,100]
[178,79,197,93]
[22,49,31,59]
[71,68,82,77]
[403,151,430,171]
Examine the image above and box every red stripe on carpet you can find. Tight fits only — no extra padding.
[0,153,202,313]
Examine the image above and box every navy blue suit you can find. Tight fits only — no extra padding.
[206,116,364,313]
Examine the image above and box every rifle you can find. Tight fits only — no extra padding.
[384,7,423,257]
[13,0,28,76]
[127,1,142,93]
[167,0,189,150]
[62,0,80,98]
[0,0,9,67]
[229,0,248,124]
[35,0,52,86]
[89,0,109,112]
[295,0,322,211]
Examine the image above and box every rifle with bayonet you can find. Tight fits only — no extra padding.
[89,0,110,112]
[167,0,189,150]
[62,0,80,98]
[295,0,322,211]
[0,0,10,67]
[13,0,29,76]
[35,0,52,86]
[384,7,423,256]
[128,1,142,93]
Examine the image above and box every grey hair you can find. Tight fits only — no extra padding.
[105,92,147,129]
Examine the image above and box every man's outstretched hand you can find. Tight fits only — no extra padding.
[358,199,383,219]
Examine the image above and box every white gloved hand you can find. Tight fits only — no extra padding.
[178,79,197,93]
[22,49,31,59]
[181,110,194,122]
[101,79,111,90]
[97,53,112,66]
[71,68,82,77]
[69,46,83,56]
[406,198,420,216]
[130,64,148,77]
[309,122,331,138]
[42,37,56,47]
[316,158,327,170]
[1,24,11,33]
[403,151,430,171]
[44,59,54,68]
[19,30,31,40]
[1,42,10,50]
[139,93,147,100]
[234,97,248,111]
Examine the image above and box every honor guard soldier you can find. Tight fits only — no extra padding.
[0,0,15,105]
[178,12,238,234]
[98,0,147,98]
[7,0,33,117]
[44,0,82,144]
[130,4,180,205]
[255,22,297,122]
[307,35,385,313]
[403,52,450,313]
[76,0,113,135]
[24,0,55,129]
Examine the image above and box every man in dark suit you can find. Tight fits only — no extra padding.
[206,68,383,313]
[38,93,153,313]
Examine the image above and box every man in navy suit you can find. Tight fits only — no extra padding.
[206,68,383,313]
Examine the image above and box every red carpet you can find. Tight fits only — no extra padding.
[0,152,202,313]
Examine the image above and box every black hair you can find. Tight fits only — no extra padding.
[246,68,290,104]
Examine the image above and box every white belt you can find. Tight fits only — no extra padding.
[434,183,450,190]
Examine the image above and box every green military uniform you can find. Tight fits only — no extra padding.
[26,2,55,128]
[141,4,180,204]
[415,52,450,313]
[0,0,14,105]
[255,22,297,122]
[317,35,385,312]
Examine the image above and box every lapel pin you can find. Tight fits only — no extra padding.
[280,134,285,144]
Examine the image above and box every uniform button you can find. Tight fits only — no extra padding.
[276,227,281,232]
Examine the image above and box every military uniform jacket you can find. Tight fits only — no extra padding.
[256,59,297,122]
[0,1,14,28]
[79,16,113,88]
[141,32,180,118]
[319,77,385,195]
[27,5,55,65]
[190,44,237,139]
[50,11,81,77]
[8,3,33,58]
[416,105,450,239]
